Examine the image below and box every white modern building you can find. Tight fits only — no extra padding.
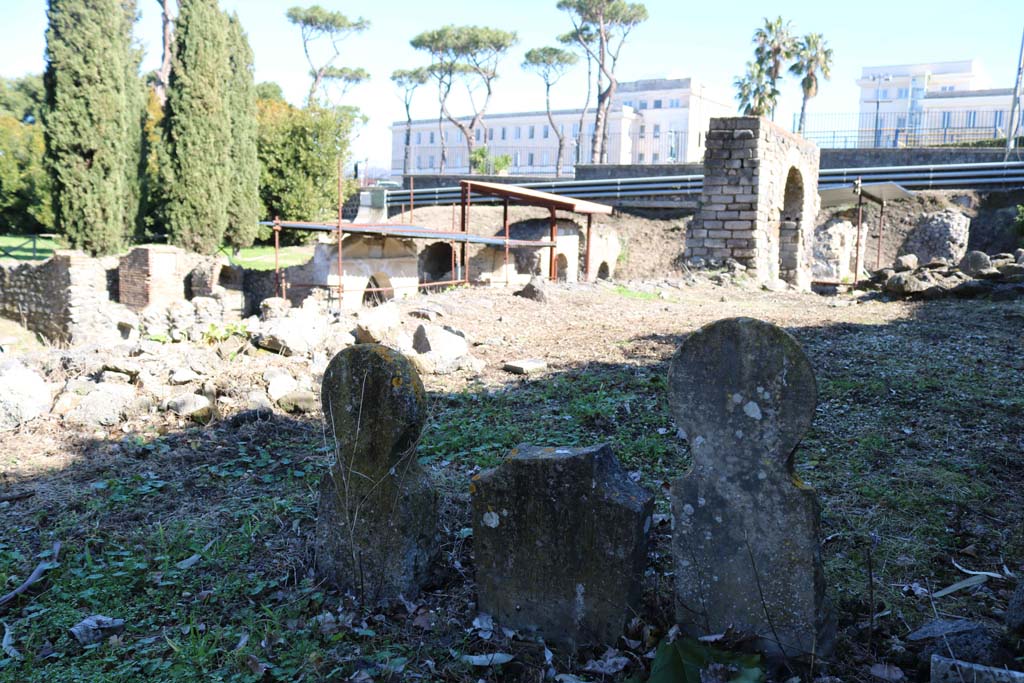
[851,60,1017,147]
[390,78,733,176]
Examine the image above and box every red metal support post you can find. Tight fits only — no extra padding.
[876,200,886,271]
[548,207,557,281]
[503,198,510,286]
[853,178,864,286]
[273,216,282,298]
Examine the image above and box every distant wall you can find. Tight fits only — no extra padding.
[575,163,703,179]
[818,147,1009,169]
[0,251,130,344]
[402,174,552,190]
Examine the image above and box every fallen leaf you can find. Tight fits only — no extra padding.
[176,554,201,570]
[933,574,987,598]
[461,652,514,666]
[2,622,23,661]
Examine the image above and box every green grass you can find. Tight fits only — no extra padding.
[0,234,60,261]
[229,245,314,270]
[612,284,661,301]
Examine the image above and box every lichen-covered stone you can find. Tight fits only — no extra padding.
[470,443,653,650]
[668,317,833,663]
[315,344,438,604]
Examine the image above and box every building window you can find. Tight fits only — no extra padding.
[897,87,909,98]
[653,124,661,138]
[428,155,435,168]
[528,125,536,139]
[965,110,977,127]
[995,110,1005,127]
[559,124,565,136]
[543,124,549,139]
[638,124,646,137]
[941,111,952,128]
[416,155,422,169]
[415,132,422,144]
[623,100,634,108]
[429,131,434,144]
[940,85,955,92]
[669,98,681,108]
[515,126,521,140]
[638,100,648,110]
[501,127,507,140]
[652,153,659,163]
[528,152,535,166]
[457,131,464,142]
[542,152,549,166]
[488,128,494,141]
[572,122,580,137]
[475,129,482,142]
[637,152,645,163]
[653,99,662,109]
[878,88,889,99]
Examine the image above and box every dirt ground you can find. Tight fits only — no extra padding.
[1,276,1022,682]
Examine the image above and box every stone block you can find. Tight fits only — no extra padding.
[471,444,653,649]
[315,345,438,604]
[669,318,833,663]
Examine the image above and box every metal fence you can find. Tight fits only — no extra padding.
[798,109,1016,149]
[386,161,1024,209]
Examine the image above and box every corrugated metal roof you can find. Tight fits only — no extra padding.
[462,180,614,215]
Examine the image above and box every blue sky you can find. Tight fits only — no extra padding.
[3,1,1022,170]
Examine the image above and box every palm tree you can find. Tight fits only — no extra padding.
[789,33,833,135]
[752,16,795,119]
[734,60,777,116]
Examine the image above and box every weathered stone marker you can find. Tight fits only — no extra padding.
[470,444,653,649]
[668,317,833,662]
[315,344,438,604]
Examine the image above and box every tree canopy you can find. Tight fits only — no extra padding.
[286,5,369,105]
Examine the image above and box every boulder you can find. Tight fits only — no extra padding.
[257,311,328,356]
[169,367,201,385]
[812,219,863,281]
[959,251,992,276]
[900,210,970,265]
[260,297,291,321]
[164,393,212,421]
[353,303,400,344]
[266,373,298,402]
[514,276,548,303]
[277,390,318,414]
[412,324,468,363]
[885,271,935,296]
[894,254,919,272]
[65,383,140,427]
[0,361,51,432]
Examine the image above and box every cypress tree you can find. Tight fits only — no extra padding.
[43,0,141,255]
[224,13,260,248]
[163,0,232,254]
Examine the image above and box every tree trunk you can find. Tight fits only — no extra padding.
[437,115,446,174]
[403,119,411,176]
[576,54,593,165]
[544,82,563,177]
[155,0,174,106]
[798,94,808,135]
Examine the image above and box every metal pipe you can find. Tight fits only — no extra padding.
[409,175,415,223]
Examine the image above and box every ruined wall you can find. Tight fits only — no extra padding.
[119,245,196,312]
[686,117,820,289]
[0,251,133,344]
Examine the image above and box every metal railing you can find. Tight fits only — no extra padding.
[798,109,1015,149]
[384,161,1024,209]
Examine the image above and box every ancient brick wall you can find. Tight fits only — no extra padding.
[685,117,820,289]
[118,245,193,312]
[0,251,129,343]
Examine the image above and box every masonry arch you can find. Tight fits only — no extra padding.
[597,261,611,280]
[778,167,805,285]
[419,242,454,283]
[555,254,569,282]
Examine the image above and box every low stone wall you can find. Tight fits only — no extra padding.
[0,251,132,344]
[575,163,703,179]
[402,173,552,190]
[819,147,1008,169]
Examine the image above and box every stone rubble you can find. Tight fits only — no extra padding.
[873,248,1024,301]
